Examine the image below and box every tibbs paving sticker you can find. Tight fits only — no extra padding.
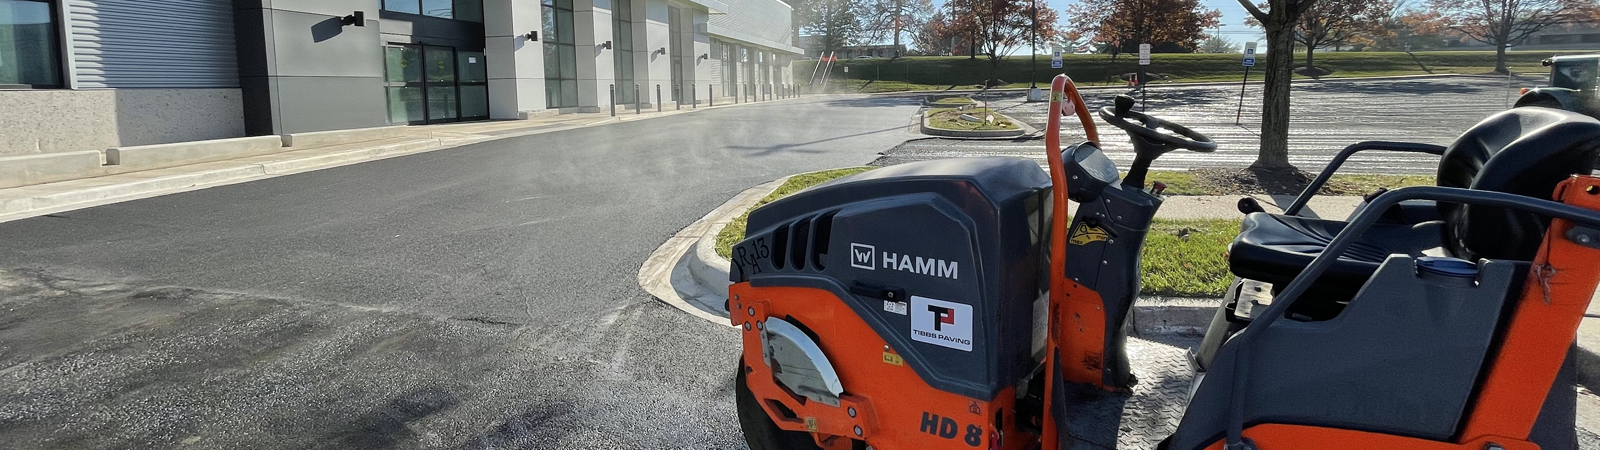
[911,296,973,351]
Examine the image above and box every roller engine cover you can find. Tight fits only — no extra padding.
[730,157,1052,401]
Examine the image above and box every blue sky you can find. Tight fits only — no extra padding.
[926,0,1268,52]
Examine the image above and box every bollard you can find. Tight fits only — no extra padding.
[609,84,616,116]
[709,85,714,107]
[674,84,680,110]
[690,85,696,109]
[635,84,641,115]
[656,85,662,113]
[734,84,739,104]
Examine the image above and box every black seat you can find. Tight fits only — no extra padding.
[1227,107,1600,295]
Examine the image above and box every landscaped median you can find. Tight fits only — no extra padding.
[919,96,1029,138]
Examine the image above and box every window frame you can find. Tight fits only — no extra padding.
[0,0,68,89]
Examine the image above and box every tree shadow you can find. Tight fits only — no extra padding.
[317,386,460,449]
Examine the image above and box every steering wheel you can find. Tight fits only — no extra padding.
[1097,95,1217,153]
[1097,95,1216,188]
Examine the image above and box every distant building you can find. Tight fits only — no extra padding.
[1444,21,1600,51]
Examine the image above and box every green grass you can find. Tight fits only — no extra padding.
[1141,219,1236,297]
[1139,170,1434,196]
[715,167,876,259]
[926,107,1020,131]
[800,51,1588,92]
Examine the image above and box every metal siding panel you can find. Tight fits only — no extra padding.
[706,0,790,49]
[70,0,239,89]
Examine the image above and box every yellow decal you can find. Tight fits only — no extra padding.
[882,352,904,366]
[1069,223,1110,246]
[1050,91,1063,103]
[805,417,818,432]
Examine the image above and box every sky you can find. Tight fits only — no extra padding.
[926,0,1268,53]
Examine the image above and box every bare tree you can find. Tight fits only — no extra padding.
[1241,0,1320,170]
[1256,0,1386,71]
[956,0,1061,84]
[1428,0,1594,73]
[856,0,935,57]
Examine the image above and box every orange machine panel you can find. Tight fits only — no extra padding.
[732,283,1037,450]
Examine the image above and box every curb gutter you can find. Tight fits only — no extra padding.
[637,177,789,326]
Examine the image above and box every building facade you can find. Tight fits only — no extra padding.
[0,0,802,158]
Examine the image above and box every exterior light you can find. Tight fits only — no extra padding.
[525,31,539,41]
[340,11,365,27]
[601,40,613,49]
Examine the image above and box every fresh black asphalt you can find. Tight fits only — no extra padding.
[0,95,920,449]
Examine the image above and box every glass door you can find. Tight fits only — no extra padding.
[385,44,426,124]
[425,45,458,122]
[458,51,489,120]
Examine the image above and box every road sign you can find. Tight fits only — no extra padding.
[1138,44,1151,66]
[1243,42,1257,67]
[1051,49,1063,69]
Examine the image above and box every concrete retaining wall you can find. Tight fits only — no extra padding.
[0,151,107,190]
[0,88,246,158]
[106,136,285,173]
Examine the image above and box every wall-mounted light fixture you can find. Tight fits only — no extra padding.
[653,47,666,56]
[698,53,709,61]
[600,40,613,49]
[340,10,366,27]
[524,31,539,41]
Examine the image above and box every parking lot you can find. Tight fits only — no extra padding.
[879,75,1538,174]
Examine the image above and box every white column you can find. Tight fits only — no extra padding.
[484,0,547,119]
[576,0,612,112]
[642,0,671,107]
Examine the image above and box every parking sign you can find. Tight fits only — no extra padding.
[1138,44,1151,66]
[1051,49,1063,69]
[1243,42,1257,67]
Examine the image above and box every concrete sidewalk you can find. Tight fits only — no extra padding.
[0,98,786,224]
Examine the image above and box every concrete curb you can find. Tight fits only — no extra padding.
[637,177,789,326]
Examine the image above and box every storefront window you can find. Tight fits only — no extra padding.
[382,0,483,22]
[543,0,577,108]
[0,0,62,88]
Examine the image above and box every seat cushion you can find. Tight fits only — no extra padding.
[1228,212,1445,293]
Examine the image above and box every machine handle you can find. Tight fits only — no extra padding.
[1283,141,1447,217]
[1222,183,1600,447]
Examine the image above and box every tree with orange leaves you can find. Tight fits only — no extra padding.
[1428,0,1597,73]
[1065,0,1222,54]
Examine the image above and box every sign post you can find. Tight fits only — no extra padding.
[1137,43,1151,111]
[1236,41,1256,125]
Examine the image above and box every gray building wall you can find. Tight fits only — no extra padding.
[233,0,388,136]
[0,0,246,157]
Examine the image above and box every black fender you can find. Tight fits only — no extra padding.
[1516,87,1580,110]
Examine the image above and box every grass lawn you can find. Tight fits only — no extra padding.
[714,167,876,260]
[1142,170,1434,196]
[925,107,1020,131]
[930,96,975,105]
[802,50,1585,93]
[713,167,1237,298]
[1141,219,1236,297]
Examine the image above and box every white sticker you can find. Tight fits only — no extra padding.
[469,57,479,64]
[849,243,875,270]
[884,300,908,315]
[911,296,973,351]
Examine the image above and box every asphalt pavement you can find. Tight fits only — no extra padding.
[879,75,1538,174]
[0,95,921,449]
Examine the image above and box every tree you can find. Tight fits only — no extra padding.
[856,0,936,57]
[1428,0,1594,73]
[797,0,860,54]
[913,9,968,55]
[1200,35,1243,52]
[1066,0,1223,53]
[949,0,1061,83]
[1241,0,1320,170]
[1250,0,1386,70]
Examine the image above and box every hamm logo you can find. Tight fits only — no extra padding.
[849,244,876,270]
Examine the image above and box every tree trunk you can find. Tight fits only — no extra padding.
[1305,45,1315,71]
[1253,18,1299,171]
[1494,41,1509,74]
